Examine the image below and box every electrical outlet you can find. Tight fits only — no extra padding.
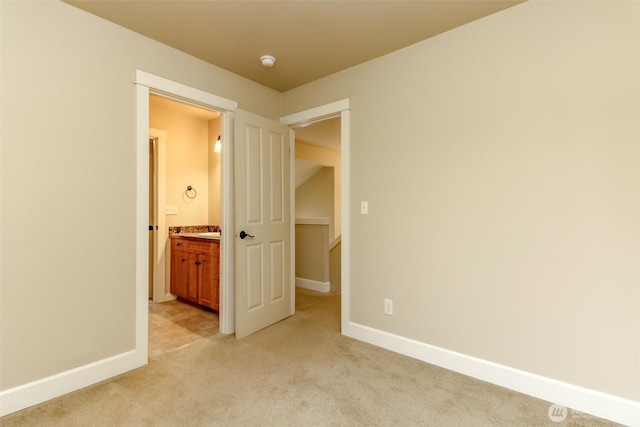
[165,205,178,215]
[384,298,393,316]
[360,201,369,215]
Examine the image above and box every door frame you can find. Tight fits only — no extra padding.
[280,99,351,334]
[135,71,238,360]
[148,128,173,303]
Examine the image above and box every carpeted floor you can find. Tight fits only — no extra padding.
[0,289,619,426]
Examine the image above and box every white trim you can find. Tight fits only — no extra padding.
[295,217,330,225]
[339,109,350,335]
[219,111,235,334]
[295,277,331,293]
[0,350,141,417]
[135,70,237,112]
[345,322,640,427]
[149,128,174,303]
[289,128,297,316]
[134,83,150,366]
[281,99,350,127]
[136,70,237,337]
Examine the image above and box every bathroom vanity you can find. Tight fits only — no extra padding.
[169,233,220,311]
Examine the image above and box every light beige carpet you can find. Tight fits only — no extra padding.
[1,289,619,426]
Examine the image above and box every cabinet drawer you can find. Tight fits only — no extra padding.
[171,237,217,256]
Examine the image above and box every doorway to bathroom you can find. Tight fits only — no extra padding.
[147,95,224,355]
[148,95,222,303]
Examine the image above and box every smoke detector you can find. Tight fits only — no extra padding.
[260,55,276,68]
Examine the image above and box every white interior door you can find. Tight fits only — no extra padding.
[235,109,293,339]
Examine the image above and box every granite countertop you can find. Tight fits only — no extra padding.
[168,225,221,241]
[170,232,220,241]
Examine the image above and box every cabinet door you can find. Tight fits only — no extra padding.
[170,250,189,299]
[198,254,218,310]
[184,252,200,303]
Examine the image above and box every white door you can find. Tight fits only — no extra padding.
[234,109,293,339]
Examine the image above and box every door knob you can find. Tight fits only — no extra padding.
[239,231,254,239]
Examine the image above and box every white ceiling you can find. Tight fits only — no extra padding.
[64,0,524,92]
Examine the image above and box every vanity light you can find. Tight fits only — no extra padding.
[214,135,221,153]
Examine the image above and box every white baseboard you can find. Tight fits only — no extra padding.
[344,321,640,427]
[295,277,330,293]
[0,349,146,417]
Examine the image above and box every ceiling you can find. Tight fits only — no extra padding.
[64,0,524,92]
[295,117,341,151]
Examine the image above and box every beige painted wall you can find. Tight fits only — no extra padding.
[329,241,341,293]
[208,117,222,226]
[295,141,341,239]
[149,102,209,226]
[295,224,329,283]
[0,0,281,391]
[296,167,334,238]
[284,1,640,401]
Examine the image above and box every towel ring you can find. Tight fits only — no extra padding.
[185,186,197,199]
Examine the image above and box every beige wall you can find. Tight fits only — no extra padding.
[295,224,329,283]
[295,141,341,239]
[0,0,281,391]
[284,1,640,401]
[208,117,222,226]
[150,102,210,226]
[296,166,334,237]
[329,241,341,293]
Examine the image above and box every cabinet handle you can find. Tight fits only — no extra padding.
[176,242,181,246]
[181,259,185,262]
[195,261,202,265]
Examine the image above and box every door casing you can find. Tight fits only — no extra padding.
[135,71,238,362]
[280,100,351,334]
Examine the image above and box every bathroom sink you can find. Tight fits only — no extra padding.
[197,232,221,237]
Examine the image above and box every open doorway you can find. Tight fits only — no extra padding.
[292,117,342,295]
[280,99,351,334]
[148,94,224,355]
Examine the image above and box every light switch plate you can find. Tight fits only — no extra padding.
[360,201,368,215]
[165,205,178,215]
[384,298,393,315]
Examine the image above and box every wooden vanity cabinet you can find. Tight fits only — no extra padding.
[170,237,219,311]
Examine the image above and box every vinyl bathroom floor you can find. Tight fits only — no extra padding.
[148,298,219,358]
